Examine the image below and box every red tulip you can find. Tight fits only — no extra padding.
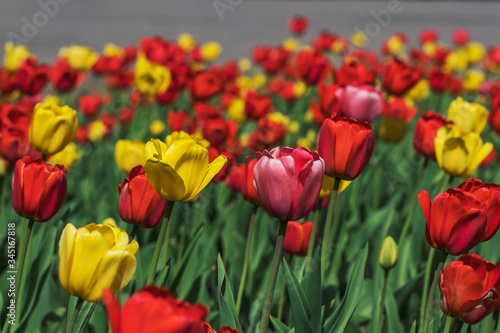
[457,178,500,241]
[244,91,272,120]
[103,286,207,333]
[419,29,439,44]
[202,323,238,333]
[241,157,260,204]
[248,117,287,152]
[295,50,330,85]
[413,111,453,160]
[452,28,470,45]
[317,113,374,180]
[288,15,309,35]
[118,107,135,125]
[50,58,81,92]
[283,221,316,256]
[334,61,375,86]
[16,58,48,96]
[335,84,383,123]
[382,59,422,96]
[79,93,102,118]
[106,70,134,90]
[317,81,340,118]
[189,71,222,101]
[168,110,190,132]
[12,156,67,222]
[253,147,324,220]
[118,165,169,228]
[382,97,418,122]
[261,47,289,75]
[440,254,500,325]
[418,188,487,255]
[225,163,244,192]
[429,66,452,93]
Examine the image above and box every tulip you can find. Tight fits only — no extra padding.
[79,93,102,118]
[295,49,329,85]
[29,102,78,156]
[58,45,98,71]
[202,323,239,333]
[334,61,375,86]
[440,254,500,325]
[144,138,227,202]
[317,113,375,180]
[434,125,493,178]
[12,156,67,222]
[4,42,35,72]
[200,41,222,62]
[335,84,383,123]
[189,71,222,101]
[317,81,340,118]
[480,149,497,169]
[119,165,169,228]
[452,28,469,45]
[383,59,422,96]
[165,130,209,149]
[283,221,315,257]
[150,120,166,136]
[48,143,82,169]
[103,286,207,333]
[288,15,309,35]
[244,91,272,120]
[379,236,398,270]
[168,110,190,132]
[115,140,146,173]
[418,188,487,255]
[50,58,81,92]
[16,58,48,95]
[253,147,324,220]
[447,97,488,134]
[413,111,453,160]
[134,54,171,96]
[225,163,245,192]
[59,220,138,302]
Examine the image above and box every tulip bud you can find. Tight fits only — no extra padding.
[29,103,78,155]
[379,236,398,270]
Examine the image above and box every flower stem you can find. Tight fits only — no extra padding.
[423,252,447,333]
[236,205,259,315]
[66,297,84,333]
[375,270,388,333]
[15,219,35,326]
[398,158,429,246]
[306,202,321,272]
[260,219,288,333]
[321,180,340,284]
[147,202,175,285]
[420,248,435,329]
[129,225,139,242]
[443,316,454,333]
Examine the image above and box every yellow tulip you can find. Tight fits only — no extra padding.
[435,125,493,178]
[296,138,312,149]
[178,33,197,52]
[165,130,209,149]
[88,120,106,143]
[58,221,138,302]
[379,236,398,270]
[58,45,98,71]
[48,143,82,169]
[462,70,485,92]
[422,42,437,57]
[444,48,468,72]
[294,81,307,97]
[380,118,408,144]
[144,138,227,201]
[268,112,290,127]
[103,43,124,57]
[4,42,34,72]
[351,31,368,48]
[282,38,300,52]
[387,35,405,55]
[238,58,252,72]
[29,103,78,155]
[447,97,488,134]
[115,140,145,173]
[407,79,429,102]
[228,98,246,123]
[134,54,171,96]
[42,95,61,107]
[150,120,166,136]
[252,73,267,88]
[200,42,222,62]
[466,42,485,64]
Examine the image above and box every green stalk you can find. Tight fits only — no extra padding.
[420,248,436,329]
[375,270,388,333]
[276,276,287,321]
[493,311,500,333]
[320,180,340,284]
[442,316,454,333]
[15,219,35,326]
[306,202,321,272]
[66,298,84,333]
[236,205,259,315]
[423,253,447,333]
[146,202,175,285]
[260,219,288,333]
[129,225,139,241]
[398,158,429,246]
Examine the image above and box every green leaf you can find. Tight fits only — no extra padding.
[283,259,314,333]
[385,284,403,333]
[302,247,323,332]
[270,316,291,333]
[217,254,242,332]
[324,244,368,333]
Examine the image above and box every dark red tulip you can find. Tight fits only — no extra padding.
[118,165,169,228]
[295,49,329,85]
[16,58,48,96]
[288,15,309,35]
[12,156,67,222]
[50,58,81,92]
[382,59,422,96]
[335,61,375,86]
[413,111,453,160]
[452,28,470,45]
[241,156,260,204]
[244,91,272,120]
[189,71,222,101]
[225,163,244,192]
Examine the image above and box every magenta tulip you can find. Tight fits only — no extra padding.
[253,147,324,220]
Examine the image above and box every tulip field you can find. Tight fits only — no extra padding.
[2,15,500,333]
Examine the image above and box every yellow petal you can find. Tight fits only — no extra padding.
[187,154,227,201]
[172,142,209,199]
[144,159,186,201]
[85,250,137,302]
[58,223,77,294]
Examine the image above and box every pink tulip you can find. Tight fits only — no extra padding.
[335,84,383,123]
[253,147,324,220]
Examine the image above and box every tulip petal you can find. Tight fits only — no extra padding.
[102,289,121,333]
[37,167,67,222]
[447,209,487,255]
[173,143,209,201]
[58,223,77,294]
[295,159,324,219]
[187,154,227,201]
[86,249,137,302]
[144,159,186,201]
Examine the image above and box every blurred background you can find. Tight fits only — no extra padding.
[1,0,499,61]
